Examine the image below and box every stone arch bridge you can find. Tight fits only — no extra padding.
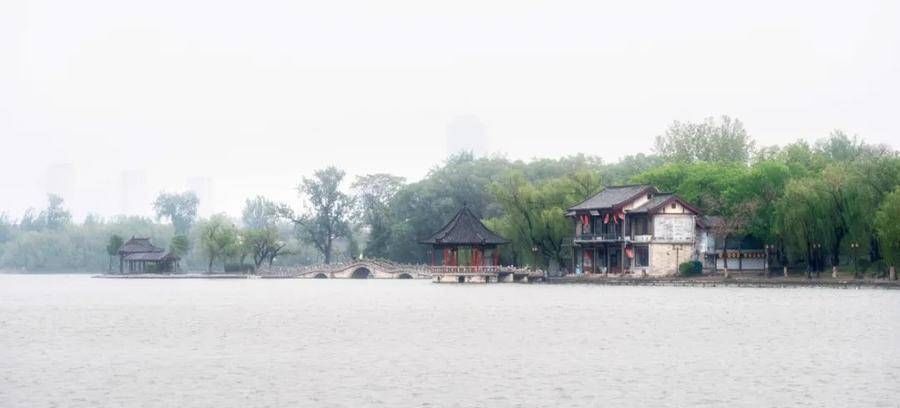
[259,260,432,279]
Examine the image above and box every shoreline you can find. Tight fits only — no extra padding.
[547,275,900,289]
[7,272,898,289]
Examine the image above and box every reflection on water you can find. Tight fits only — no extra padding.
[1,275,899,407]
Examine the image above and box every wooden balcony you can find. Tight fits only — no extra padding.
[574,233,624,243]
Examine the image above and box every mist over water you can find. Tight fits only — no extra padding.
[2,275,898,407]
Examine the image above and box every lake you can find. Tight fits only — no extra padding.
[1,274,898,407]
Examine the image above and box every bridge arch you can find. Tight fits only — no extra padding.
[314,273,328,279]
[397,273,413,279]
[350,267,371,279]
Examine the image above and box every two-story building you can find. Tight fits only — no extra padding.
[567,184,707,276]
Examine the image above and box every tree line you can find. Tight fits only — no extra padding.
[1,115,897,275]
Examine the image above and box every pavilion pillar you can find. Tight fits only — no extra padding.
[604,246,609,277]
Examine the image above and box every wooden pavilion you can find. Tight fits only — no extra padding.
[118,237,180,273]
[421,205,508,267]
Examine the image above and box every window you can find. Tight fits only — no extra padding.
[632,216,649,235]
[671,202,677,209]
[635,246,649,267]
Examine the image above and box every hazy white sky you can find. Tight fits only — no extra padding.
[2,0,898,220]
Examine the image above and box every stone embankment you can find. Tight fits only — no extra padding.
[548,275,900,289]
[94,273,257,279]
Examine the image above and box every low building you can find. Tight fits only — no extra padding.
[421,205,511,283]
[567,185,708,276]
[118,237,180,273]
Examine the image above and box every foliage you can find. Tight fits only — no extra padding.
[197,214,239,273]
[40,194,72,230]
[489,170,601,269]
[153,191,199,235]
[241,196,277,230]
[279,166,354,264]
[169,235,190,258]
[351,173,405,258]
[679,261,703,277]
[241,227,285,268]
[105,234,124,272]
[875,188,900,266]
[654,115,755,164]
[1,117,897,276]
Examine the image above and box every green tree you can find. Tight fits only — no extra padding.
[490,170,601,269]
[774,178,835,277]
[169,235,190,258]
[241,196,277,230]
[0,212,12,244]
[279,167,354,264]
[352,173,405,258]
[875,188,900,270]
[153,191,199,235]
[39,194,72,230]
[654,115,755,164]
[198,214,238,273]
[105,234,124,273]
[241,227,285,268]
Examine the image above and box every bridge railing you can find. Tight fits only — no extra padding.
[257,260,543,277]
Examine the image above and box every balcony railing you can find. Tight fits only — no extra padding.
[575,233,655,243]
[575,233,623,242]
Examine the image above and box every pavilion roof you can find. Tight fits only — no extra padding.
[119,237,164,254]
[568,185,657,212]
[421,206,508,246]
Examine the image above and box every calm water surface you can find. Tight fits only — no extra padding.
[1,274,899,407]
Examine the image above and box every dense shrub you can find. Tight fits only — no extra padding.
[854,258,871,274]
[224,263,255,273]
[679,261,703,277]
[870,259,888,278]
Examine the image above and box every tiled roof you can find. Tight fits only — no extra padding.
[629,193,675,213]
[119,237,164,254]
[421,206,508,245]
[568,185,656,211]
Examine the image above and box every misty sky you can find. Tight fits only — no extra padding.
[2,0,898,220]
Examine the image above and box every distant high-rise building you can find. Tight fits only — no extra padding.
[446,115,488,156]
[120,170,150,216]
[187,177,216,216]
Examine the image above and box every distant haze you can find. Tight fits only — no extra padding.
[2,0,898,220]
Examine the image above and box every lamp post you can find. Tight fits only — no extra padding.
[850,242,860,279]
[670,244,682,276]
[812,243,822,279]
[531,245,540,277]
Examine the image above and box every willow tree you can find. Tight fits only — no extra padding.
[875,188,900,278]
[489,170,600,270]
[198,214,239,273]
[774,178,835,278]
